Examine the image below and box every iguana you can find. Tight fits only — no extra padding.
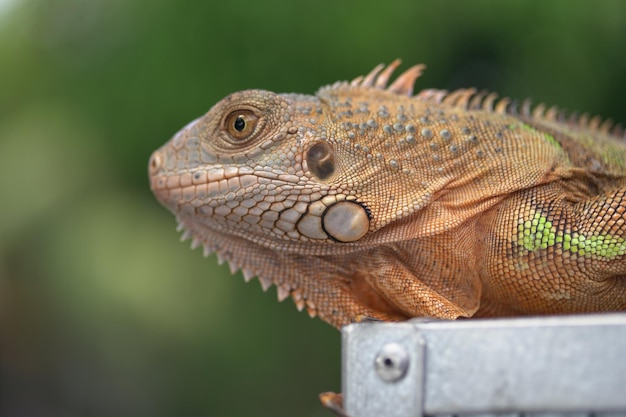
[149,60,626,329]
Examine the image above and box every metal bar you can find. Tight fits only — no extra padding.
[342,313,626,417]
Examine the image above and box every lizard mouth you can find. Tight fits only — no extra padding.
[151,155,371,246]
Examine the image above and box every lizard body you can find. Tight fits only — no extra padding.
[149,60,626,328]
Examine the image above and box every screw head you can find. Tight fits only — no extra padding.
[374,342,409,382]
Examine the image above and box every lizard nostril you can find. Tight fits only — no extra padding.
[149,152,162,175]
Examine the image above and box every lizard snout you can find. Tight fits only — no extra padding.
[148,149,175,211]
[149,150,163,177]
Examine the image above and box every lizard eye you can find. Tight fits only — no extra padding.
[306,142,336,180]
[225,110,259,141]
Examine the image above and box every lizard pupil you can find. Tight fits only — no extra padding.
[306,142,336,180]
[234,116,246,132]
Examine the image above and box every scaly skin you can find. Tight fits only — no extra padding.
[149,60,626,328]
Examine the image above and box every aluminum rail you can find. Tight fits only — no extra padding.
[342,313,626,417]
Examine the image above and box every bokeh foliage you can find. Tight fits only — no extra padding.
[1,0,625,416]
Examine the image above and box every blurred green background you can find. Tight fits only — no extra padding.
[1,0,625,416]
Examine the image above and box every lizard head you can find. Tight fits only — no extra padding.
[149,60,441,252]
[148,87,392,253]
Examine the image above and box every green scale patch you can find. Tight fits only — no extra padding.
[517,212,626,259]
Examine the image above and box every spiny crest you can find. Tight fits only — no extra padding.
[324,60,624,139]
[318,58,425,97]
[350,59,425,96]
[414,85,624,139]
